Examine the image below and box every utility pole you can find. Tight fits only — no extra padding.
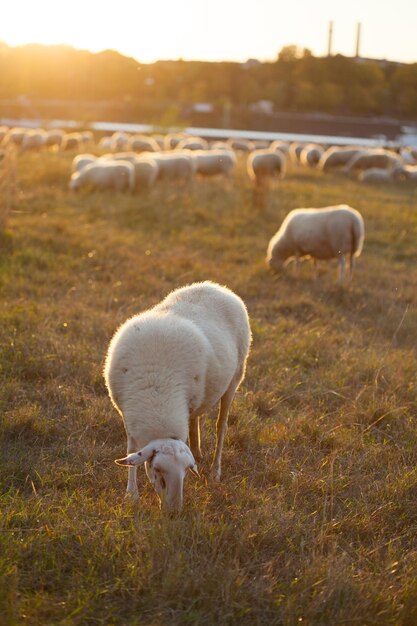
[355,22,362,58]
[327,21,333,56]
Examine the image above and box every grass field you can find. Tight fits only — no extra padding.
[1,149,417,625]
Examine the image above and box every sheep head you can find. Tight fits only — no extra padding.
[115,438,198,513]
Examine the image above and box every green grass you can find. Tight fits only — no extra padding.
[1,150,417,625]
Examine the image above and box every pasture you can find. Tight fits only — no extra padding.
[1,149,417,625]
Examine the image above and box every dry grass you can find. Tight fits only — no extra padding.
[1,150,417,625]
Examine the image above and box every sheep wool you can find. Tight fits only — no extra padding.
[267,205,365,282]
[104,281,251,513]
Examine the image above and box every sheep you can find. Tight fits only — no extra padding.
[71,153,97,174]
[61,132,84,151]
[110,131,130,152]
[175,136,209,151]
[299,143,324,167]
[98,136,113,151]
[2,127,27,147]
[45,129,65,149]
[163,132,186,151]
[357,167,395,183]
[318,147,362,171]
[226,138,255,153]
[146,152,196,183]
[344,149,402,175]
[101,152,159,190]
[247,149,286,186]
[270,140,290,155]
[192,149,236,177]
[128,134,160,153]
[69,159,135,192]
[267,204,365,282]
[395,164,417,182]
[21,129,46,151]
[104,281,251,513]
[288,142,306,164]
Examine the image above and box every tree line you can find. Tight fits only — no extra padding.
[0,42,416,124]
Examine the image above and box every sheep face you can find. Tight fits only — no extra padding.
[115,438,198,514]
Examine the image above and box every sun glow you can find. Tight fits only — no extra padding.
[2,0,417,64]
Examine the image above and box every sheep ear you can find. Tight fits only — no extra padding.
[115,442,158,467]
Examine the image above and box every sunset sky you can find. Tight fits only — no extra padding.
[2,0,416,64]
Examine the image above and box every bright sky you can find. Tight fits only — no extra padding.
[2,0,416,64]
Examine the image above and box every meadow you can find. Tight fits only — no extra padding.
[1,148,417,625]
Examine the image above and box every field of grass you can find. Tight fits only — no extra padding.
[1,149,417,625]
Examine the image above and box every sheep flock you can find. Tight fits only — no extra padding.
[2,122,416,513]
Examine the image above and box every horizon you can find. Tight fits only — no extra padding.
[1,0,417,66]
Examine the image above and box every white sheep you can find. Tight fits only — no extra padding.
[247,149,286,186]
[344,149,402,175]
[396,164,417,182]
[71,153,97,174]
[357,167,395,183]
[299,143,324,167]
[318,147,362,171]
[175,136,209,151]
[45,129,65,149]
[270,140,290,155]
[128,134,160,153]
[146,152,196,183]
[69,159,135,192]
[288,142,306,164]
[226,138,255,153]
[110,131,130,152]
[100,152,159,190]
[267,205,365,282]
[192,149,236,177]
[61,132,84,152]
[21,129,46,151]
[104,281,251,513]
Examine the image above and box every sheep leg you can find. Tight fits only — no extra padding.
[338,255,346,283]
[125,435,139,499]
[349,253,356,280]
[189,416,202,462]
[210,380,238,482]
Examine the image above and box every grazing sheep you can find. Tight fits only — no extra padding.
[289,142,306,164]
[176,136,209,151]
[344,149,402,175]
[104,281,251,513]
[69,159,135,192]
[192,149,236,177]
[102,153,159,189]
[300,143,324,167]
[267,205,365,282]
[71,153,97,174]
[247,149,286,186]
[147,152,196,183]
[210,141,229,150]
[2,127,27,147]
[110,131,130,152]
[226,138,255,152]
[21,129,46,151]
[98,136,113,151]
[358,167,395,183]
[128,134,160,153]
[61,132,84,151]
[45,129,65,149]
[396,164,417,181]
[163,133,186,151]
[318,147,362,171]
[270,140,290,155]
